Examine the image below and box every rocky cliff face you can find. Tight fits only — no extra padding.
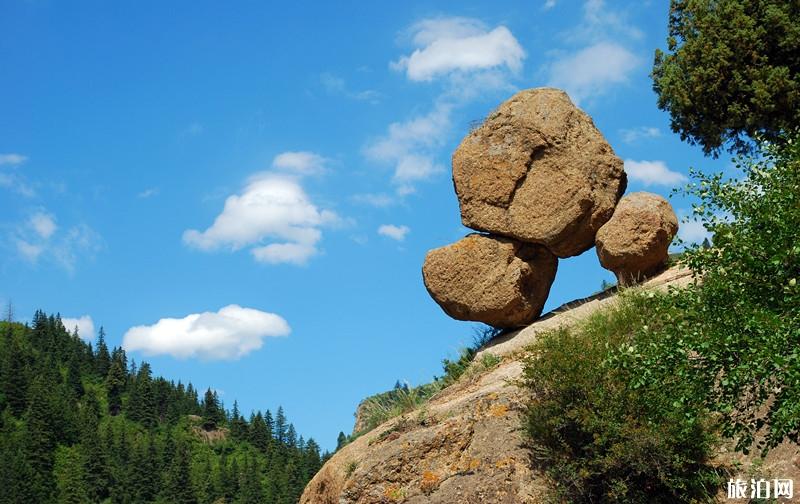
[302,267,800,503]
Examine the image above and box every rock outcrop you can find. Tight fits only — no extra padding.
[452,88,626,258]
[422,234,557,328]
[595,192,679,285]
[302,268,800,503]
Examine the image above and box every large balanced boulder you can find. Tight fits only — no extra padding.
[452,88,626,258]
[422,234,557,328]
[595,192,679,285]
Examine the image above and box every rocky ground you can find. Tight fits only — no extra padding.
[301,267,800,503]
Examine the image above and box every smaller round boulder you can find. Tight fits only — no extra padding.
[595,192,679,285]
[422,234,558,328]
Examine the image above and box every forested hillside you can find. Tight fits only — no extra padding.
[0,311,326,503]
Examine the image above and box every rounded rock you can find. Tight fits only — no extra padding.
[595,192,679,285]
[452,87,626,258]
[422,234,558,328]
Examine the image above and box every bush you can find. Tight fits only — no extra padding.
[661,131,800,453]
[522,293,723,503]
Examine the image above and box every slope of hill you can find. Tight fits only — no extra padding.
[300,267,800,503]
[0,312,324,504]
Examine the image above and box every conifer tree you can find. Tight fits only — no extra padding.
[105,357,126,416]
[95,327,111,379]
[163,441,197,504]
[55,447,89,504]
[1,335,28,416]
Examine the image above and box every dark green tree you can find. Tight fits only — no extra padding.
[163,441,197,504]
[94,327,111,379]
[105,357,126,416]
[1,335,28,416]
[202,388,223,431]
[652,0,800,156]
[55,447,89,504]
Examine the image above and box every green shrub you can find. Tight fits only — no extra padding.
[659,131,800,453]
[522,293,723,503]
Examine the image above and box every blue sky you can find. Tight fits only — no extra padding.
[0,0,726,451]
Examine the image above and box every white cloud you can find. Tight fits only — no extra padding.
[122,305,290,360]
[363,102,451,193]
[351,193,395,208]
[272,151,328,176]
[251,242,317,265]
[392,18,525,82]
[547,42,640,103]
[15,239,43,262]
[29,212,57,239]
[544,0,557,9]
[624,159,688,187]
[378,224,410,241]
[183,173,337,265]
[138,187,159,198]
[579,0,643,41]
[320,73,381,104]
[0,153,27,166]
[678,219,712,244]
[620,126,661,143]
[0,172,35,197]
[62,315,95,341]
[12,211,102,272]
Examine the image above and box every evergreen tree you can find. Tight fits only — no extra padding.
[202,387,223,431]
[80,390,109,502]
[163,441,197,504]
[238,455,265,504]
[25,376,58,503]
[336,431,348,451]
[65,355,84,399]
[95,327,111,378]
[1,336,28,416]
[55,447,89,504]
[105,357,126,416]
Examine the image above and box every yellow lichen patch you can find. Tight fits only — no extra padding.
[489,403,509,417]
[494,457,514,469]
[384,484,405,501]
[420,470,440,494]
[469,458,481,471]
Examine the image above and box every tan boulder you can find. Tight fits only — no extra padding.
[452,87,626,258]
[422,234,557,328]
[595,192,679,285]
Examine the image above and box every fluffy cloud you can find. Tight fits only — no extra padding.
[183,172,337,265]
[378,224,410,241]
[272,151,329,176]
[30,212,57,239]
[13,211,102,272]
[62,315,95,341]
[363,102,451,193]
[547,42,640,103]
[392,17,525,82]
[351,193,395,208]
[624,159,688,187]
[0,153,34,197]
[620,126,661,143]
[0,153,27,166]
[122,305,290,360]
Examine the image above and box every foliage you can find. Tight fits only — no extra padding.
[659,132,800,453]
[0,312,327,503]
[522,133,800,501]
[522,294,723,503]
[652,0,800,156]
